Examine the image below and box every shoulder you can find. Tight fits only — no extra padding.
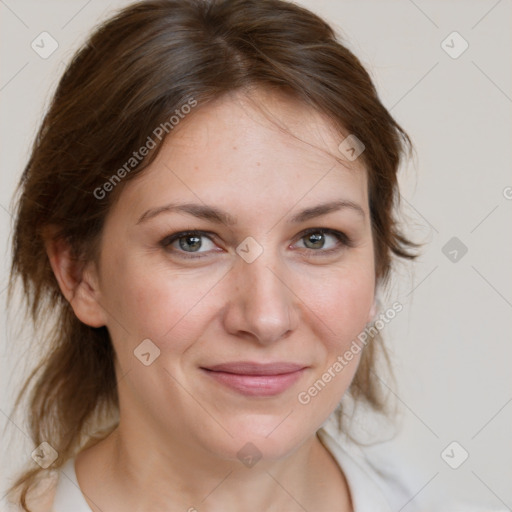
[318,415,417,511]
[317,414,509,512]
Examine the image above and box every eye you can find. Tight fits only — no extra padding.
[293,228,351,253]
[161,230,219,257]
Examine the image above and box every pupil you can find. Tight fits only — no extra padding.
[306,232,324,249]
[179,235,202,252]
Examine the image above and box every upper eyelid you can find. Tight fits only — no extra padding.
[165,228,345,240]
[163,229,214,241]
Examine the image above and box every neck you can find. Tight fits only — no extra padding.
[76,420,352,512]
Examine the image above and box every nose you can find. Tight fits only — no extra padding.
[222,250,299,346]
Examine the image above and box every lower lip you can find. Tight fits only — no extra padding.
[202,369,306,397]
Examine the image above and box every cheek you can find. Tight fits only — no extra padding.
[100,251,224,354]
[298,262,375,350]
[294,267,374,411]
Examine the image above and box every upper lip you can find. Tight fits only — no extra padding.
[202,362,307,375]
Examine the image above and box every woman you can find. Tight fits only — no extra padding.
[6,0,422,510]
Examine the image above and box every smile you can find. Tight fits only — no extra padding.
[200,362,308,397]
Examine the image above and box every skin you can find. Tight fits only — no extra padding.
[47,88,376,512]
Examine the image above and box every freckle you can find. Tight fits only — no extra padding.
[232,146,237,150]
[256,161,261,166]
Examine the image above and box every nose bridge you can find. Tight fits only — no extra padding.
[245,255,285,305]
[226,246,297,344]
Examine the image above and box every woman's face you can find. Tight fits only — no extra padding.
[93,90,376,462]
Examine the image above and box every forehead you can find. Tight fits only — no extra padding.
[116,89,369,220]
[166,89,361,170]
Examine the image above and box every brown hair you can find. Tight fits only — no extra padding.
[6,0,418,509]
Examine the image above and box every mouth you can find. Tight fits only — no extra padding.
[200,362,308,397]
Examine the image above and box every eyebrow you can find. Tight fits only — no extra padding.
[136,199,365,226]
[137,202,237,225]
[289,200,365,223]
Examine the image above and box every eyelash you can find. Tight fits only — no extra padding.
[160,228,354,260]
[295,228,354,255]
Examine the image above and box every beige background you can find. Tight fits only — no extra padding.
[1,0,511,509]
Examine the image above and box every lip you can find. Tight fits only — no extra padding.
[201,362,308,397]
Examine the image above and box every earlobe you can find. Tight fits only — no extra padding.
[367,298,378,324]
[45,234,107,328]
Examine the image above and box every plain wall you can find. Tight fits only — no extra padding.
[1,0,511,509]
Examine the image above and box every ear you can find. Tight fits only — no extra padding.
[45,233,107,328]
[367,297,378,324]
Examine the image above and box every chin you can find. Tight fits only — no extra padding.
[203,413,316,463]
